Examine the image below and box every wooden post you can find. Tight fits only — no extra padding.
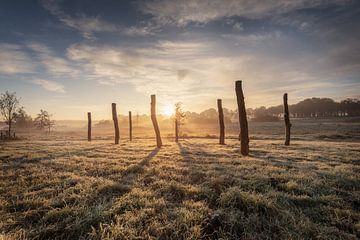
[150,95,162,148]
[283,93,291,145]
[217,99,225,145]
[13,132,15,139]
[235,80,249,156]
[112,103,120,144]
[175,119,179,142]
[129,111,132,141]
[1,132,3,140]
[87,112,91,142]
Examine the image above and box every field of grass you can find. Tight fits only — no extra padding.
[1,134,359,239]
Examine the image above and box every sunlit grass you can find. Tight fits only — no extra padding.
[0,137,359,239]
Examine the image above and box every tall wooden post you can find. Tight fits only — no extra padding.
[175,119,179,142]
[87,112,91,142]
[283,93,291,145]
[217,99,225,145]
[235,80,249,156]
[151,95,162,148]
[129,111,132,141]
[112,103,120,144]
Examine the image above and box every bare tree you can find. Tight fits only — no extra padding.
[174,102,186,142]
[0,91,20,137]
[34,109,55,133]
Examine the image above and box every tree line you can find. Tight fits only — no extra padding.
[250,97,360,120]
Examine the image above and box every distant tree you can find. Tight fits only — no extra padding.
[0,91,20,137]
[14,107,33,128]
[34,109,55,133]
[174,102,186,142]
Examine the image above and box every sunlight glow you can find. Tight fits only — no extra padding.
[162,104,175,116]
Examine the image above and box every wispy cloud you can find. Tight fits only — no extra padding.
[32,79,65,93]
[27,42,77,75]
[139,0,350,26]
[41,0,118,40]
[0,43,35,74]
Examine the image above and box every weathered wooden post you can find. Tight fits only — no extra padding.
[283,93,291,145]
[112,103,120,144]
[235,80,249,156]
[87,112,91,142]
[129,111,132,141]
[1,132,3,140]
[151,95,162,148]
[175,118,179,142]
[217,99,225,145]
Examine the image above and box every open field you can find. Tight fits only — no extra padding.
[1,135,359,239]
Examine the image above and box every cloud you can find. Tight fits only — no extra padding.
[32,79,65,93]
[138,0,350,26]
[27,42,77,75]
[66,34,360,108]
[124,21,161,36]
[0,43,35,74]
[41,0,118,40]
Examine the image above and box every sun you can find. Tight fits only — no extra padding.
[162,104,175,116]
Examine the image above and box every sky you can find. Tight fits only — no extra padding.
[0,0,359,120]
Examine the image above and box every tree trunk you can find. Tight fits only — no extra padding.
[235,80,249,156]
[151,95,162,148]
[129,111,132,141]
[217,99,225,145]
[175,119,179,142]
[87,112,91,142]
[283,93,291,145]
[112,103,120,144]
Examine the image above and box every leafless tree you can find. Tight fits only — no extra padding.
[0,91,20,137]
[174,102,186,142]
[34,109,55,133]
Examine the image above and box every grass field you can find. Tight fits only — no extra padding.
[1,135,359,239]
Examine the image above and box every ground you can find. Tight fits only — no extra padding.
[1,137,359,239]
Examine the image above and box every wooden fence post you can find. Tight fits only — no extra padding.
[283,93,291,145]
[151,95,162,148]
[175,119,179,142]
[112,103,120,144]
[129,111,132,141]
[235,80,249,156]
[217,99,225,145]
[87,112,91,142]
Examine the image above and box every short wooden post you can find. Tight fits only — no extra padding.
[217,99,225,145]
[151,95,162,148]
[112,103,120,144]
[129,111,132,141]
[235,80,249,156]
[87,112,91,142]
[283,93,291,145]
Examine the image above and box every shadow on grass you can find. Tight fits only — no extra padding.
[2,146,160,239]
